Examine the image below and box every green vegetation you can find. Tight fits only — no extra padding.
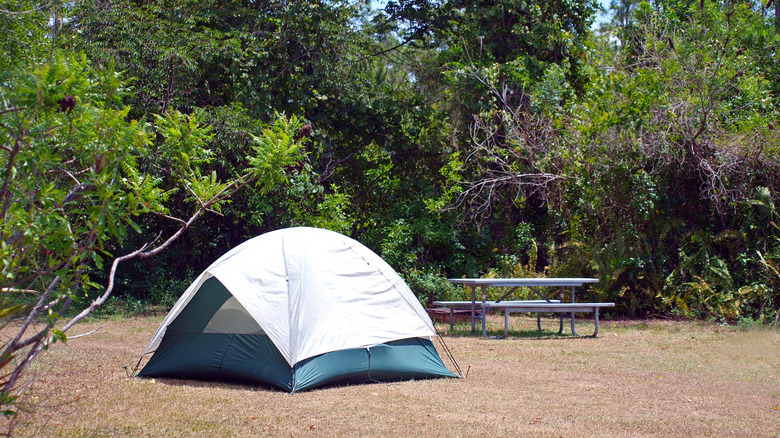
[2,0,779,420]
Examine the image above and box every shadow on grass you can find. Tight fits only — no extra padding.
[140,375,286,393]
[140,373,457,394]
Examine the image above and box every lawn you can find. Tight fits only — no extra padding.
[8,314,780,437]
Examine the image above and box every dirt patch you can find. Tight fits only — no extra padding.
[7,315,780,437]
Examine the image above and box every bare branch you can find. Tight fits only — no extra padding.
[1,276,60,357]
[149,211,187,226]
[0,2,48,15]
[69,324,108,339]
[353,39,413,64]
[57,245,148,334]
[0,137,22,220]
[55,169,263,336]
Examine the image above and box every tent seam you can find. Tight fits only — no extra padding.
[281,231,295,367]
[216,334,236,374]
[342,239,434,334]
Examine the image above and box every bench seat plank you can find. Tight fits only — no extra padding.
[431,300,615,337]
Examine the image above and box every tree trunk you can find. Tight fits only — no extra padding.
[766,0,780,33]
[776,1,780,32]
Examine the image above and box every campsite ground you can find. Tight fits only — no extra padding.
[8,314,780,437]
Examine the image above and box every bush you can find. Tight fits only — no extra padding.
[403,269,467,307]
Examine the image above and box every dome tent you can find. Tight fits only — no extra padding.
[138,227,457,392]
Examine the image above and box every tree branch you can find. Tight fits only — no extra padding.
[1,276,60,358]
[0,108,25,116]
[0,137,22,221]
[353,39,413,64]
[69,324,107,339]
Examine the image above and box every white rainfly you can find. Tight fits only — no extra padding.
[143,227,436,367]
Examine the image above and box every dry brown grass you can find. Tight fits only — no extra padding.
[6,314,780,437]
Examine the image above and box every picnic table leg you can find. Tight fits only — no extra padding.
[535,312,565,335]
[449,308,454,330]
[570,311,578,336]
[557,287,564,334]
[573,308,600,337]
[504,310,509,337]
[570,286,577,335]
[470,285,477,334]
[481,286,488,337]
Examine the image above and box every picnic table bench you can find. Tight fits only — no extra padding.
[432,278,614,338]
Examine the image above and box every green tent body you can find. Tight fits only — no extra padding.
[138,228,457,392]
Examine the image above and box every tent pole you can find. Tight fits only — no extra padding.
[128,354,148,378]
[434,325,464,378]
[291,364,298,394]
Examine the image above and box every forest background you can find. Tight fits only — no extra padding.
[2,0,780,416]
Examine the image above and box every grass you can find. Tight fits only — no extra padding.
[6,313,780,437]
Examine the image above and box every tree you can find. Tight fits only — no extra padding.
[609,0,642,29]
[43,0,385,299]
[397,0,599,274]
[0,54,306,419]
[552,0,780,317]
[0,1,50,72]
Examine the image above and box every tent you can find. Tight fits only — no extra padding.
[137,227,457,392]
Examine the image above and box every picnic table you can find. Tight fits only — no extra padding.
[432,278,614,338]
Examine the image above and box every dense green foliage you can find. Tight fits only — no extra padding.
[1,0,779,396]
[556,1,780,320]
[5,0,775,321]
[2,0,779,421]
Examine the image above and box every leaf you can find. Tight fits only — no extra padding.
[50,329,68,345]
[0,304,32,324]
